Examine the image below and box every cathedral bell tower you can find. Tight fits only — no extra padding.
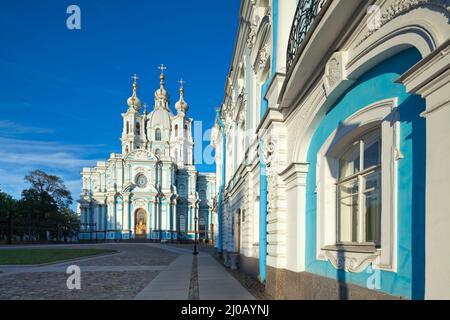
[121,74,146,154]
[146,65,173,160]
[171,79,194,167]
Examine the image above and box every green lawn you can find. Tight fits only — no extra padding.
[0,248,116,265]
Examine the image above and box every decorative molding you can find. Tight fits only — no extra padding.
[133,198,148,208]
[356,0,450,48]
[256,43,270,75]
[323,51,350,97]
[324,249,379,273]
[247,22,258,49]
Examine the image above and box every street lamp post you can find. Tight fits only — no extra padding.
[193,210,199,255]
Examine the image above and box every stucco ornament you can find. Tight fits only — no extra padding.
[237,105,246,126]
[133,198,147,208]
[324,250,380,273]
[126,149,153,161]
[247,23,258,49]
[263,136,277,215]
[256,43,270,74]
[135,174,148,188]
[357,0,450,47]
[323,51,349,97]
[327,58,341,89]
[222,102,234,132]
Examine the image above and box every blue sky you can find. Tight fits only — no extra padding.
[0,0,240,206]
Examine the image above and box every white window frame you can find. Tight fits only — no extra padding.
[316,98,400,272]
[336,128,382,246]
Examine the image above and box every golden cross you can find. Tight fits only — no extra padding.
[178,78,185,88]
[131,74,139,82]
[158,64,167,74]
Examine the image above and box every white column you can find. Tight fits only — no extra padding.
[123,198,130,232]
[107,201,113,230]
[161,201,167,231]
[112,200,117,231]
[171,200,177,232]
[187,205,192,232]
[154,201,159,230]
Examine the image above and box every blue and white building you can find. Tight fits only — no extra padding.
[212,0,450,299]
[78,69,215,242]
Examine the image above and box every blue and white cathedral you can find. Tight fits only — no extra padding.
[78,67,215,241]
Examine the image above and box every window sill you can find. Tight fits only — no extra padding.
[322,244,378,254]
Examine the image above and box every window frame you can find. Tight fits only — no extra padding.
[316,98,400,272]
[335,128,382,247]
[136,122,141,136]
[155,128,162,141]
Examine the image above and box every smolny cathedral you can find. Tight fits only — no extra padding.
[78,66,215,241]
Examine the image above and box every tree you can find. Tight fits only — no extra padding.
[18,170,78,242]
[60,208,80,242]
[24,170,73,209]
[18,187,59,240]
[0,190,17,244]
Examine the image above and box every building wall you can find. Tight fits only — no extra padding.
[304,48,425,299]
[213,0,450,300]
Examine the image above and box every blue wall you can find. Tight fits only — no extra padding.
[304,48,425,299]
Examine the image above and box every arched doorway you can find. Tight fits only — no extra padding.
[135,209,147,239]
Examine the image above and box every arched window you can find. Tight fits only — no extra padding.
[136,122,141,136]
[155,148,161,159]
[126,121,129,134]
[175,124,178,137]
[155,128,161,141]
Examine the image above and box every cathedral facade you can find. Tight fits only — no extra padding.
[78,67,215,242]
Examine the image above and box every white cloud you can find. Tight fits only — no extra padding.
[0,120,54,135]
[0,137,103,210]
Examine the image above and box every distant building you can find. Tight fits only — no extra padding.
[212,0,450,299]
[78,68,215,242]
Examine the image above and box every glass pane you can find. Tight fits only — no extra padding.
[364,132,381,169]
[338,179,358,243]
[364,171,381,243]
[340,142,360,179]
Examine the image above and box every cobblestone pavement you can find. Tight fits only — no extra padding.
[0,271,158,300]
[0,243,178,300]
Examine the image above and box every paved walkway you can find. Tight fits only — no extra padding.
[134,245,255,300]
[197,253,255,300]
[0,243,255,300]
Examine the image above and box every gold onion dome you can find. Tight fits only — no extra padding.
[175,78,189,113]
[127,74,142,110]
[154,64,169,101]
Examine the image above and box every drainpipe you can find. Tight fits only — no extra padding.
[215,109,226,254]
[259,80,270,283]
[259,135,268,284]
[258,0,278,284]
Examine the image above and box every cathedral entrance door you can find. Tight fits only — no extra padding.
[135,209,147,239]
